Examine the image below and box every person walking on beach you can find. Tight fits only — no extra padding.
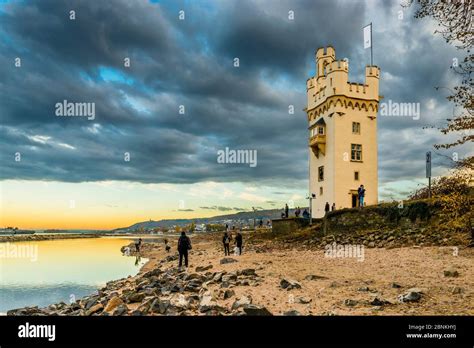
[285,204,289,218]
[164,239,171,253]
[331,203,336,211]
[135,238,142,253]
[223,232,231,256]
[358,185,366,208]
[177,231,192,269]
[235,232,243,255]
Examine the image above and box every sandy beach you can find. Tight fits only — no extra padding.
[129,231,474,315]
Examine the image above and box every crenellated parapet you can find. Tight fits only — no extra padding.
[307,46,380,114]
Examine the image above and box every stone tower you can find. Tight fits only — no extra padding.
[305,46,380,218]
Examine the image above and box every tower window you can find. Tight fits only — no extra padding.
[318,126,324,135]
[320,187,323,195]
[318,166,324,181]
[352,122,360,134]
[354,171,359,181]
[351,144,362,161]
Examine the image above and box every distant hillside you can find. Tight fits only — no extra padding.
[112,208,306,232]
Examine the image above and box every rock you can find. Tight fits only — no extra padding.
[142,268,163,278]
[86,303,103,316]
[150,298,170,314]
[240,268,256,276]
[112,304,129,316]
[370,297,390,306]
[104,296,124,312]
[451,286,463,294]
[199,293,217,312]
[196,265,213,272]
[127,292,146,303]
[212,272,224,282]
[280,278,301,290]
[184,280,202,292]
[283,310,301,316]
[295,296,312,304]
[220,258,238,265]
[238,279,250,286]
[163,255,178,263]
[344,299,358,307]
[84,297,99,310]
[231,296,252,310]
[131,310,144,316]
[444,268,459,277]
[391,282,402,288]
[222,273,237,283]
[398,288,423,303]
[171,295,190,310]
[357,286,370,292]
[304,274,327,281]
[242,304,272,316]
[223,289,235,300]
[7,306,44,316]
[219,281,231,288]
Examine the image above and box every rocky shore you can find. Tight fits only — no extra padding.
[7,246,272,316]
[6,232,474,316]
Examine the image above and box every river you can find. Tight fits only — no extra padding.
[0,237,147,313]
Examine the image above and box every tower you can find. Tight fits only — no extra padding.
[306,46,380,218]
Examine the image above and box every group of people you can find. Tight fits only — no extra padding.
[324,202,336,215]
[279,184,367,219]
[222,231,243,256]
[136,228,244,271]
[324,185,366,214]
[281,203,310,219]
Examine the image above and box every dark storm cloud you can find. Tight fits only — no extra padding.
[0,0,467,189]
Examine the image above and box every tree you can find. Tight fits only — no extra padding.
[407,0,473,169]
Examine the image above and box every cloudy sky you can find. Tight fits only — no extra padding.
[0,0,470,229]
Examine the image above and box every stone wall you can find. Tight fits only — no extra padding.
[272,198,472,248]
[316,199,472,247]
[272,218,310,234]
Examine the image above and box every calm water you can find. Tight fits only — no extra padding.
[0,237,147,313]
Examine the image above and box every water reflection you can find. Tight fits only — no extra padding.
[0,237,147,313]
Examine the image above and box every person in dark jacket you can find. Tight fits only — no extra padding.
[324,202,330,216]
[223,232,231,256]
[284,204,289,218]
[302,209,310,219]
[177,232,192,268]
[235,233,243,255]
[358,185,366,208]
[135,238,142,253]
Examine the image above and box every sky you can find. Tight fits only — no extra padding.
[0,0,471,229]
